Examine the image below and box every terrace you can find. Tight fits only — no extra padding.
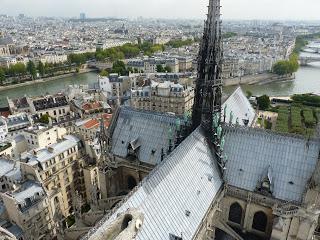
[33,96,68,111]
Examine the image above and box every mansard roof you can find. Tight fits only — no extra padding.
[223,126,320,203]
[111,107,184,165]
[84,127,223,240]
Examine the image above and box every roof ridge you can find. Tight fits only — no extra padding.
[223,124,320,143]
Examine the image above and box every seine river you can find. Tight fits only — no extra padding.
[0,72,98,107]
[224,61,320,96]
[0,58,320,108]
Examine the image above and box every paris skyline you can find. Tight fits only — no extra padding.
[0,0,320,20]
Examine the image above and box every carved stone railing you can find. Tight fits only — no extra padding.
[98,196,124,209]
[273,208,299,217]
[226,185,303,218]
[116,160,153,173]
[226,185,280,207]
[65,226,92,233]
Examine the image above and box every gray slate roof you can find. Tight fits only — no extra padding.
[224,127,320,202]
[0,159,15,177]
[86,127,223,240]
[13,181,44,205]
[111,107,182,165]
[23,135,79,169]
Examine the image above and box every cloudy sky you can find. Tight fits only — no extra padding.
[0,0,319,20]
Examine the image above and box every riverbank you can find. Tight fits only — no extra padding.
[224,73,295,87]
[0,72,98,107]
[0,69,97,92]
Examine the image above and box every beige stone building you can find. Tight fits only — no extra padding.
[8,95,71,122]
[1,181,54,240]
[20,135,84,218]
[177,56,193,72]
[0,132,103,240]
[22,125,67,150]
[222,58,240,79]
[131,81,194,116]
[0,158,21,193]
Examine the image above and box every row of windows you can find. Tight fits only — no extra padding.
[44,147,77,168]
[42,157,76,180]
[39,108,68,117]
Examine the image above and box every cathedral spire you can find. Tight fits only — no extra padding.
[192,0,223,132]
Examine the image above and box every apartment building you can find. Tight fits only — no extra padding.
[74,114,111,141]
[5,113,32,136]
[22,125,67,150]
[39,54,68,64]
[8,95,71,122]
[177,56,193,72]
[131,81,194,116]
[1,181,54,240]
[127,57,180,73]
[20,135,84,218]
[30,95,71,121]
[0,158,21,193]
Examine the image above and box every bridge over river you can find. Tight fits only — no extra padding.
[300,45,320,65]
[300,55,320,65]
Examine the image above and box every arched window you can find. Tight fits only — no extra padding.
[127,176,137,190]
[228,202,243,225]
[252,211,268,232]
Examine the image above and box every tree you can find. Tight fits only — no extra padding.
[8,63,26,77]
[272,55,299,76]
[246,90,253,98]
[166,39,194,48]
[100,69,109,77]
[27,60,37,79]
[68,53,87,66]
[121,43,140,58]
[127,67,133,73]
[37,61,45,77]
[39,114,50,124]
[164,66,172,73]
[0,68,5,85]
[44,63,51,75]
[257,95,271,111]
[111,60,128,76]
[222,32,237,39]
[156,64,165,72]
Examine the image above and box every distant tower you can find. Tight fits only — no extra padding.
[192,0,223,132]
[80,13,86,20]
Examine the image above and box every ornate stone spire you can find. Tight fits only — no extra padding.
[192,0,223,132]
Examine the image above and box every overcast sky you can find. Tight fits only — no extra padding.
[0,0,319,20]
